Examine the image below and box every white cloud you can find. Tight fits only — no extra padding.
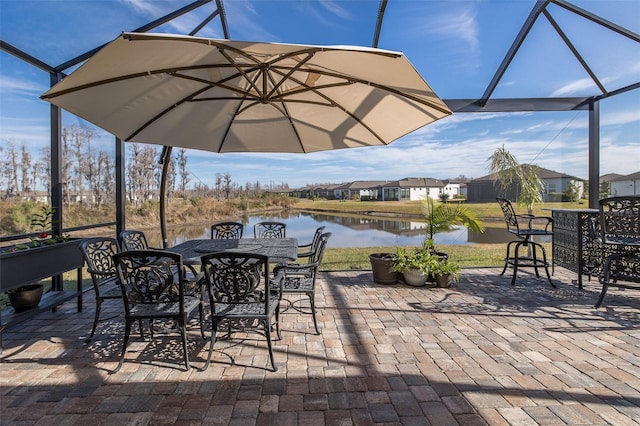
[0,75,45,94]
[318,0,352,20]
[424,7,480,52]
[549,77,611,97]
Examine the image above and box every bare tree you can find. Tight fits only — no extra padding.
[223,172,232,200]
[215,173,223,200]
[38,147,51,196]
[19,144,32,195]
[2,141,19,198]
[177,148,189,193]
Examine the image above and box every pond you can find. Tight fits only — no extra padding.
[147,211,539,248]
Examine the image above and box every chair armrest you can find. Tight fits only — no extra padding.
[274,261,319,277]
[269,270,285,295]
[87,267,116,278]
[518,214,553,232]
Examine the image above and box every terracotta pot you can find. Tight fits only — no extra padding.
[402,269,429,287]
[369,253,399,284]
[8,284,44,313]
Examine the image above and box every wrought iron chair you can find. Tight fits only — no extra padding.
[594,196,640,308]
[296,226,325,262]
[118,230,158,251]
[200,252,283,372]
[112,250,209,372]
[210,221,244,239]
[496,198,554,287]
[79,237,124,343]
[273,232,331,335]
[254,221,286,239]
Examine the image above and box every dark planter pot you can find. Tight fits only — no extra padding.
[1,238,84,292]
[369,253,399,284]
[8,284,44,313]
[435,274,454,288]
[427,251,449,283]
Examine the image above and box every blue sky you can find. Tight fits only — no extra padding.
[1,0,639,189]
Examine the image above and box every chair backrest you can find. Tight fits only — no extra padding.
[598,196,640,243]
[312,232,331,266]
[119,230,150,251]
[496,198,519,233]
[211,221,244,239]
[309,226,326,252]
[254,221,286,239]
[113,250,186,316]
[200,252,271,307]
[79,237,120,288]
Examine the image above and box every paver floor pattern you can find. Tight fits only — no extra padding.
[1,267,639,425]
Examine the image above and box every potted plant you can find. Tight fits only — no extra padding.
[422,197,485,253]
[428,257,461,288]
[392,247,434,287]
[369,252,400,284]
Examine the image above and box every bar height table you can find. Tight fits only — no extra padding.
[548,208,599,289]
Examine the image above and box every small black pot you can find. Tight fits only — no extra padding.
[8,284,44,313]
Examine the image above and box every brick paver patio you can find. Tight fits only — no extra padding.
[2,267,639,425]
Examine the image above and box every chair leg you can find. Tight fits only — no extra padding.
[537,243,555,288]
[309,292,320,335]
[510,242,522,286]
[85,298,103,343]
[179,318,190,371]
[264,319,277,372]
[501,241,516,276]
[199,315,217,371]
[275,307,281,340]
[113,319,132,373]
[529,242,541,279]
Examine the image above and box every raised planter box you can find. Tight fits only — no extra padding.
[1,238,85,351]
[1,238,84,292]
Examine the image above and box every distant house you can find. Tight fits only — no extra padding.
[379,177,447,201]
[443,180,462,198]
[609,171,640,196]
[467,165,585,202]
[332,180,388,200]
[290,184,332,199]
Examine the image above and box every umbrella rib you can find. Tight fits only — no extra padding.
[270,66,452,116]
[125,84,216,141]
[262,66,307,152]
[216,47,265,99]
[217,66,266,153]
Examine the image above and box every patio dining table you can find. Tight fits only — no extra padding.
[166,238,298,265]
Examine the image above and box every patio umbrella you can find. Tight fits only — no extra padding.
[41,32,452,244]
[42,32,451,153]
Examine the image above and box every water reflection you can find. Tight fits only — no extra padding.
[143,211,545,248]
[143,211,486,248]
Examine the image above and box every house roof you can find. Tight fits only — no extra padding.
[381,177,445,188]
[333,180,389,190]
[471,165,584,182]
[610,171,640,181]
[600,173,624,183]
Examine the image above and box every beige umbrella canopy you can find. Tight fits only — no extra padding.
[42,32,451,153]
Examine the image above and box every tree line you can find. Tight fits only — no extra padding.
[0,125,290,207]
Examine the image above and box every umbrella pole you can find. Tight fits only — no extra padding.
[159,146,173,249]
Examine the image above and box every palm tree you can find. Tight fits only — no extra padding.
[422,197,485,251]
[488,146,543,215]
